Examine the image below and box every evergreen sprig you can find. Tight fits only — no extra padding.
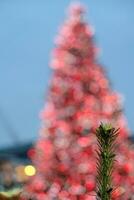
[95,123,119,200]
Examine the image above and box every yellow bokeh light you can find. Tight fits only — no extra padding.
[24,165,36,176]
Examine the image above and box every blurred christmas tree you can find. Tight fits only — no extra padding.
[22,3,134,200]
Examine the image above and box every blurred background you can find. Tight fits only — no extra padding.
[0,0,134,196]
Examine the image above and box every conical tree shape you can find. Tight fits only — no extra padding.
[22,3,134,200]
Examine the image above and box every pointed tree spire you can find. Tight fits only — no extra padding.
[68,2,85,20]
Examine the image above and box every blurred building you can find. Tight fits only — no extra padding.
[0,142,34,192]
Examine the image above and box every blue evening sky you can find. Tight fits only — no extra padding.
[0,0,134,147]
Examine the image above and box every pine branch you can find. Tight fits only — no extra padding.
[95,123,119,200]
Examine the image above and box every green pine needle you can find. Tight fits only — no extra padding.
[95,123,119,200]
